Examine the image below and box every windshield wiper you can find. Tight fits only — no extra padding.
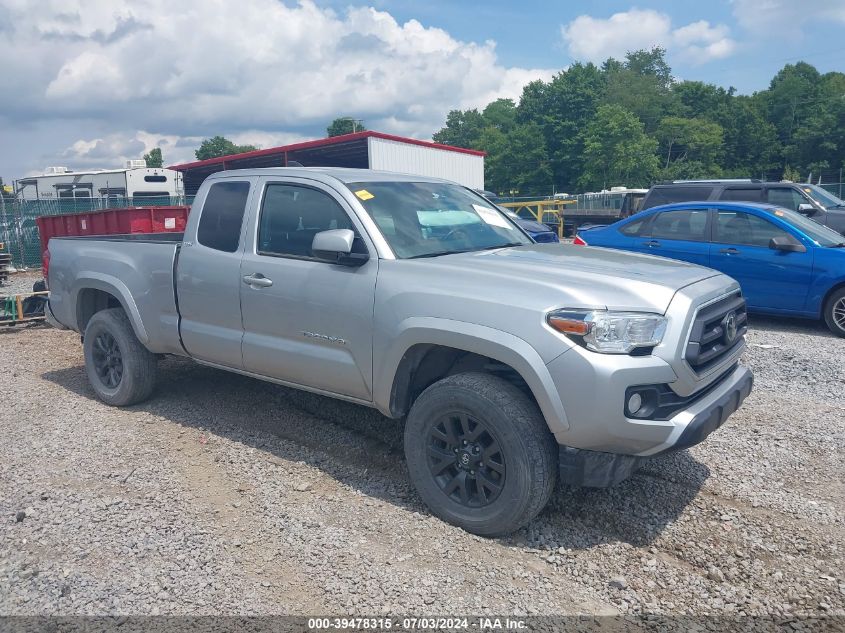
[407,243,524,259]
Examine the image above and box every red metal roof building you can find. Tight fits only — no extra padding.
[170,131,485,196]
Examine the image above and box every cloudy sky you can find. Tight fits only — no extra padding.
[1,0,844,179]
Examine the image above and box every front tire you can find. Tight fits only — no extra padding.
[83,308,158,406]
[404,372,557,537]
[823,288,845,338]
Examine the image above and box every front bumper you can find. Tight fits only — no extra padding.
[557,365,753,487]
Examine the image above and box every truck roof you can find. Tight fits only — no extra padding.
[205,167,451,186]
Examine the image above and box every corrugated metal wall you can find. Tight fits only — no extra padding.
[367,137,484,189]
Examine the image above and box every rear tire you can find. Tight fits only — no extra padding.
[404,372,557,537]
[83,308,157,406]
[823,288,845,338]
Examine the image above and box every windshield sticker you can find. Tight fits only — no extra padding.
[354,189,374,201]
[473,204,512,229]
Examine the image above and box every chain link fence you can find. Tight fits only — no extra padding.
[0,196,190,270]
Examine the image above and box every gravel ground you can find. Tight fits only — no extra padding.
[0,316,843,618]
[0,271,43,297]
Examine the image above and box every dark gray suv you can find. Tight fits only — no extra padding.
[642,180,845,234]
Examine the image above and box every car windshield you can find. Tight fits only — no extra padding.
[767,206,845,247]
[346,181,531,258]
[802,184,845,209]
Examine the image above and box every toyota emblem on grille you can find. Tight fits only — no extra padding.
[722,311,738,344]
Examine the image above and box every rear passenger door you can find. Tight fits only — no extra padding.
[177,177,256,368]
[239,178,378,400]
[709,209,813,312]
[640,208,711,266]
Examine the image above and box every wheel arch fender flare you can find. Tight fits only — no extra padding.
[375,317,569,440]
[71,273,149,345]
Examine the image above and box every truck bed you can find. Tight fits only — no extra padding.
[47,235,185,355]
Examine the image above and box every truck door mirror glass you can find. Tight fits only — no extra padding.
[312,229,368,266]
[797,203,816,216]
[769,236,806,253]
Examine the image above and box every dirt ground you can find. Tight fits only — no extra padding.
[0,318,843,618]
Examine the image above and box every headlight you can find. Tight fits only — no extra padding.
[547,309,667,354]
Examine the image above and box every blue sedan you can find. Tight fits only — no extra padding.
[574,202,845,336]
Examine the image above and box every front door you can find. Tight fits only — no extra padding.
[239,179,377,400]
[177,178,254,368]
[709,209,813,312]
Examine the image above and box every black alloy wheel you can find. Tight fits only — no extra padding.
[427,412,506,508]
[92,331,124,389]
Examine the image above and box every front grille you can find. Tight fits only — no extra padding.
[685,292,747,373]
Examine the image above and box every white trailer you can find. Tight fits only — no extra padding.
[17,160,183,203]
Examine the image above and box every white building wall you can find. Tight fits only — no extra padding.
[367,137,484,189]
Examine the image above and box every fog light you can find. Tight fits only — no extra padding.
[627,393,643,416]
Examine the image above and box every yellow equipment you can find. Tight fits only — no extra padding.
[499,199,576,238]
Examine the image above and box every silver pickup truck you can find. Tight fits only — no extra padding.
[46,168,753,536]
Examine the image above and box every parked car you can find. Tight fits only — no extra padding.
[641,179,845,234]
[501,208,559,243]
[474,190,559,243]
[575,201,845,336]
[46,168,752,536]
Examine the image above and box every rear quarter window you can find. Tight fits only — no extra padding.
[645,186,714,208]
[197,181,251,253]
[619,216,651,237]
[719,187,763,202]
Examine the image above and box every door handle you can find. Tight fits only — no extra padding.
[242,274,273,288]
[719,248,740,255]
[643,240,661,247]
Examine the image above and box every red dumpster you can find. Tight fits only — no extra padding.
[36,205,190,279]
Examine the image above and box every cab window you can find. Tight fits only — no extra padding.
[650,209,709,241]
[713,210,794,247]
[258,184,365,259]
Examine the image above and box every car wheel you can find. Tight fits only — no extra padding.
[404,372,557,537]
[823,287,845,338]
[83,308,158,406]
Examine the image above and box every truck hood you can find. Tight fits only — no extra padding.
[408,243,722,314]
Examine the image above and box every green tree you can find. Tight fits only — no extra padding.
[143,147,163,168]
[672,81,732,119]
[481,98,517,132]
[718,96,779,177]
[579,105,659,190]
[432,109,486,148]
[517,62,605,192]
[194,136,258,160]
[479,123,552,196]
[603,48,677,133]
[327,118,367,137]
[656,117,724,178]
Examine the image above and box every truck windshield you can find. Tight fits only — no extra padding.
[346,181,531,258]
[803,184,845,209]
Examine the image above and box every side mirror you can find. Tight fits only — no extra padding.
[797,203,816,215]
[312,229,368,267]
[769,236,806,253]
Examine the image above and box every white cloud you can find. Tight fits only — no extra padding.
[0,0,554,173]
[731,0,845,34]
[561,9,736,66]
